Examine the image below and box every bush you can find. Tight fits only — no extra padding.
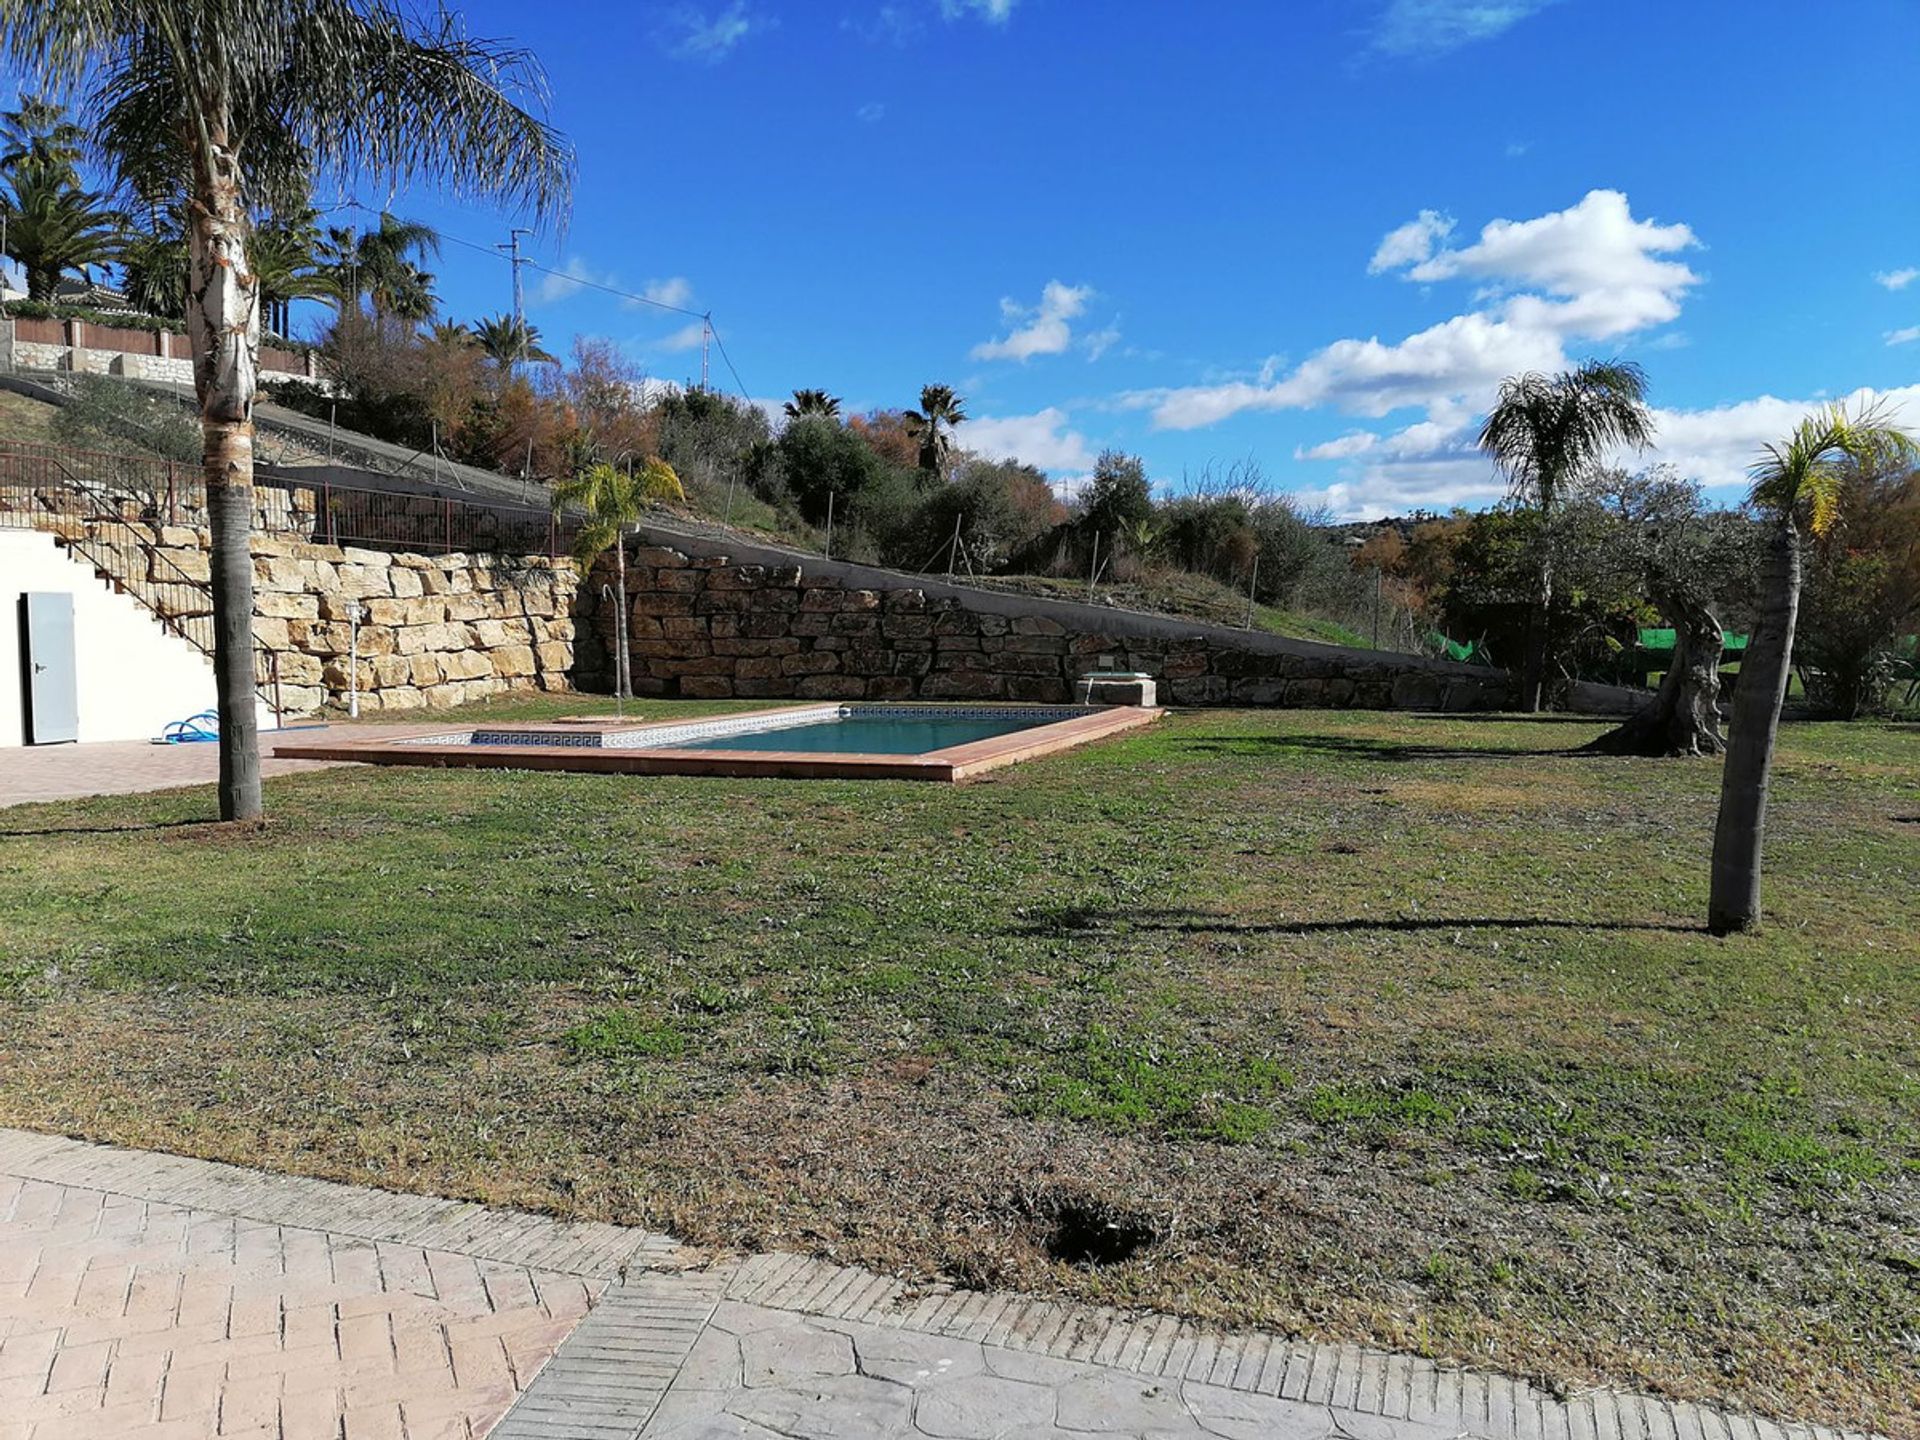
[51,373,201,463]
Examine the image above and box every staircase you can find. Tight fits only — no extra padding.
[1,460,284,723]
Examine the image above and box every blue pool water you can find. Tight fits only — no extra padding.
[679,715,1044,755]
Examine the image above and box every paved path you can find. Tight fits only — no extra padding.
[0,1129,1878,1440]
[0,725,445,808]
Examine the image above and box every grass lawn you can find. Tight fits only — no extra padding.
[1,702,1915,1432]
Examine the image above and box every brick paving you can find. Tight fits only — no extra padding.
[0,1130,1886,1440]
[0,725,448,808]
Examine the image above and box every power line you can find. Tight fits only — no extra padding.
[338,200,755,404]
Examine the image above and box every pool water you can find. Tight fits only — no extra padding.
[679,714,1044,755]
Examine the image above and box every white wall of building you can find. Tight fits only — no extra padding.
[1,530,277,747]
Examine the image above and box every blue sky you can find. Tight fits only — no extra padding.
[13,0,1920,515]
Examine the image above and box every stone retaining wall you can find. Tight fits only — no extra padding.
[250,538,583,715]
[589,544,1513,710]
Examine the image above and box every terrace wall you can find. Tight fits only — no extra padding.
[1,314,320,386]
[588,544,1515,711]
[248,538,584,715]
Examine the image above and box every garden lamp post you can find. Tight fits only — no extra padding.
[346,601,366,718]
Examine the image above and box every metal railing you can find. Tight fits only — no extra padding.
[1,453,284,721]
[0,438,579,557]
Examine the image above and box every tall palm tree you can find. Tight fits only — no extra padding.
[118,221,188,318]
[1478,360,1655,710]
[1708,403,1916,935]
[784,388,841,420]
[0,95,84,184]
[249,205,328,336]
[553,459,684,701]
[321,212,440,322]
[0,1,572,821]
[470,312,555,370]
[904,383,968,482]
[0,163,124,299]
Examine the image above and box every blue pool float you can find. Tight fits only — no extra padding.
[156,711,221,744]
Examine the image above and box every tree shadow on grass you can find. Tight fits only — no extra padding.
[0,816,222,840]
[1013,904,1707,938]
[1173,734,1588,763]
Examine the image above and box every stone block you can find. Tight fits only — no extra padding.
[662,615,711,639]
[1010,677,1073,703]
[705,564,765,590]
[389,566,425,599]
[440,649,491,681]
[444,594,490,623]
[1010,614,1066,636]
[1230,678,1288,704]
[371,655,412,688]
[797,674,868,699]
[923,671,1009,699]
[474,618,533,647]
[764,565,803,587]
[633,591,697,617]
[1168,675,1230,704]
[251,617,290,649]
[492,644,537,679]
[276,652,323,685]
[736,677,799,698]
[633,546,691,568]
[881,614,933,641]
[691,554,733,569]
[680,675,735,698]
[650,567,703,593]
[1391,670,1443,709]
[883,588,927,612]
[800,589,848,613]
[536,641,572,673]
[781,651,842,676]
[379,685,426,710]
[828,613,881,638]
[865,676,916,700]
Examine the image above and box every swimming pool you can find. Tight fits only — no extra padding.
[273,703,1163,782]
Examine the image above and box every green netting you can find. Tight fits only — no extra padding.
[1635,629,1747,654]
[1427,632,1481,664]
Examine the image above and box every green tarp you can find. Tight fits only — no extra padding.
[1635,628,1747,654]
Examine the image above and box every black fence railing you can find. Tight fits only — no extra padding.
[0,439,579,557]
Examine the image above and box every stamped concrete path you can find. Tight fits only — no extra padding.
[0,725,445,808]
[0,1129,1877,1440]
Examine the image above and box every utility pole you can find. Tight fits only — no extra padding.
[496,227,533,327]
[700,314,713,391]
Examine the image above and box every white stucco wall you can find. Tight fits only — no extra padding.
[1,530,277,746]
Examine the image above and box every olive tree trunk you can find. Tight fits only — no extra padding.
[1708,515,1801,934]
[185,124,263,822]
[1584,588,1725,757]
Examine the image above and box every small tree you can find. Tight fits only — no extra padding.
[1708,403,1917,935]
[1478,360,1656,710]
[1794,463,1920,717]
[553,460,683,701]
[784,388,841,420]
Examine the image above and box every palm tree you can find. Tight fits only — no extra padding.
[553,459,684,701]
[1478,360,1655,710]
[249,206,329,336]
[0,95,84,184]
[0,164,124,300]
[0,1,572,821]
[904,383,968,482]
[321,212,440,322]
[470,312,556,371]
[1707,403,1916,935]
[784,388,841,420]
[118,221,188,318]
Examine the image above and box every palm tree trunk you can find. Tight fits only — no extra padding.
[1521,562,1551,713]
[613,529,631,701]
[1708,514,1801,934]
[186,127,263,822]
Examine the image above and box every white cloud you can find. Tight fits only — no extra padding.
[1295,384,1920,520]
[1136,190,1698,431]
[1370,0,1564,57]
[970,281,1094,363]
[642,276,695,310]
[942,0,1018,22]
[856,101,886,123]
[1874,267,1918,291]
[1369,210,1453,273]
[954,407,1096,474]
[653,320,709,353]
[1082,323,1122,362]
[1886,325,1920,347]
[532,256,605,305]
[665,3,759,61]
